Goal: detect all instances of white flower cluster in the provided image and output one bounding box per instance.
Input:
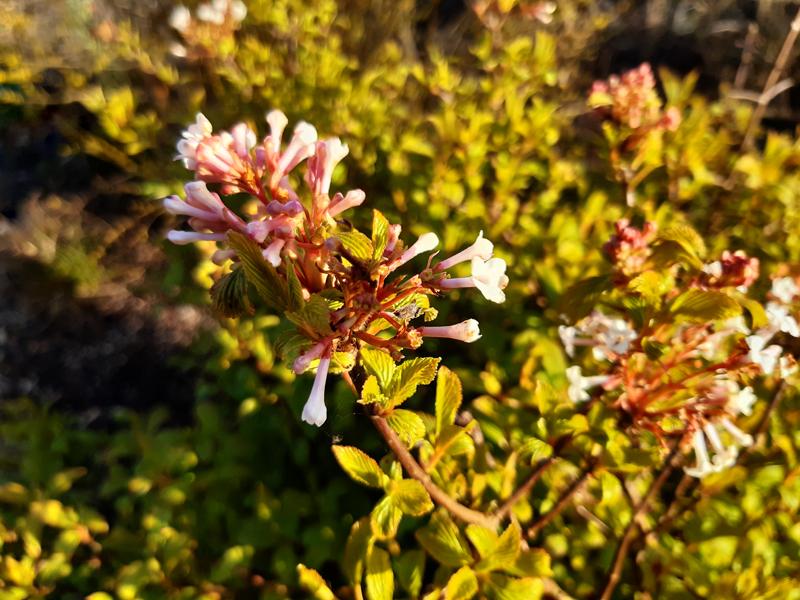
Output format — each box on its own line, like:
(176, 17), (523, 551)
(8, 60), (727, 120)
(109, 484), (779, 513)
(559, 311), (637, 361)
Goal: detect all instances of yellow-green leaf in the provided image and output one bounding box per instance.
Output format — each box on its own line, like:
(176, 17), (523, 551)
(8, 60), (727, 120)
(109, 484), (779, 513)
(436, 366), (462, 437)
(366, 547), (394, 600)
(390, 479), (434, 516)
(332, 446), (387, 488)
(445, 566), (479, 600)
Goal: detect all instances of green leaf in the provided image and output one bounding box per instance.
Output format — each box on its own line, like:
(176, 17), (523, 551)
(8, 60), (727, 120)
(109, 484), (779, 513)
(332, 446), (387, 488)
(360, 375), (389, 406)
(738, 296), (769, 330)
(337, 230), (374, 264)
(445, 566), (479, 600)
(285, 260), (305, 311)
(390, 479), (434, 516)
(372, 210), (390, 262)
(628, 271), (672, 305)
(286, 294), (333, 336)
(395, 550), (425, 598)
(388, 357), (441, 408)
(485, 574), (543, 600)
(415, 511), (472, 567)
(343, 518), (372, 588)
(371, 495), (403, 540)
(210, 267), (253, 318)
(518, 438), (553, 465)
(508, 549), (552, 578)
(227, 231), (291, 311)
(436, 366), (462, 437)
(366, 547), (394, 600)
(465, 524), (499, 558)
(297, 564), (336, 600)
(273, 330), (310, 362)
(657, 224), (706, 259)
(560, 275), (613, 321)
(476, 522), (521, 572)
(670, 289), (742, 323)
(386, 409), (426, 447)
(360, 348), (396, 390)
(642, 338), (668, 360)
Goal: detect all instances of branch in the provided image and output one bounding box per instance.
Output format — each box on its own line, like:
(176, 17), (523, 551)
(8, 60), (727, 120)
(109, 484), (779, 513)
(527, 460), (597, 539)
(598, 442), (682, 600)
(493, 435), (572, 521)
(741, 8), (800, 150)
(370, 414), (499, 529)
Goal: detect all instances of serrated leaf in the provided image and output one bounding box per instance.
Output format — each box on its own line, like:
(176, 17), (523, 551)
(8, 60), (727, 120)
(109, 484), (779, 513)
(445, 566), (479, 600)
(485, 574), (543, 600)
(657, 224), (706, 259)
(508, 549), (552, 578)
(388, 357), (440, 408)
(476, 523), (521, 572)
(372, 210), (390, 262)
(337, 230), (374, 264)
(273, 330), (310, 362)
(371, 495), (403, 540)
(436, 366), (462, 437)
(360, 348), (396, 390)
(332, 446), (387, 488)
(560, 275), (613, 320)
(285, 260), (305, 311)
(297, 564), (336, 600)
(670, 289), (742, 323)
(518, 438), (553, 465)
(366, 547), (394, 600)
(227, 231), (291, 311)
(395, 550), (425, 598)
(343, 518), (372, 588)
(387, 409), (426, 447)
(211, 267), (253, 318)
(360, 375), (389, 406)
(390, 479), (434, 516)
(415, 511), (471, 567)
(466, 525), (499, 558)
(286, 294), (333, 336)
(628, 271), (672, 305)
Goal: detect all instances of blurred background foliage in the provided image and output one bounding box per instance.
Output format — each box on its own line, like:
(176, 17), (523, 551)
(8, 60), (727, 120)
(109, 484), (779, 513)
(1, 0), (800, 598)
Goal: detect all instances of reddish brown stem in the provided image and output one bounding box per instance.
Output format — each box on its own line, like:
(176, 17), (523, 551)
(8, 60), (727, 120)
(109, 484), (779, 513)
(598, 442), (681, 600)
(527, 461), (597, 539)
(370, 414), (499, 529)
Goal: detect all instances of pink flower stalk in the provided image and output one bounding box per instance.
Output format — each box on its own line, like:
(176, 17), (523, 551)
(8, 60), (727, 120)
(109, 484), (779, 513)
(434, 231), (494, 271)
(306, 138), (349, 197)
(437, 257), (508, 303)
(328, 190), (366, 218)
(167, 231), (228, 245)
(392, 232), (439, 269)
(176, 113), (213, 169)
(418, 319), (481, 343)
(301, 355), (331, 427)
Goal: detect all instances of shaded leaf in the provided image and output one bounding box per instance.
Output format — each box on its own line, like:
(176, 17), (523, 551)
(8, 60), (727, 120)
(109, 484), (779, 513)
(210, 267), (253, 318)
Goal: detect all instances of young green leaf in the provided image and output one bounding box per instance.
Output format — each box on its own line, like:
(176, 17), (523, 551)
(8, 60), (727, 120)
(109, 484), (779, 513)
(337, 230), (374, 264)
(332, 446), (387, 488)
(475, 522), (521, 573)
(227, 231), (291, 311)
(435, 366), (462, 437)
(390, 479), (434, 516)
(395, 550), (425, 598)
(370, 495), (403, 540)
(372, 209), (390, 263)
(343, 518), (372, 589)
(388, 357), (440, 408)
(670, 289), (742, 323)
(366, 547), (394, 600)
(210, 267), (253, 318)
(386, 409), (426, 447)
(360, 347), (396, 390)
(297, 564), (336, 600)
(445, 566), (479, 600)
(285, 294), (333, 336)
(415, 511), (472, 567)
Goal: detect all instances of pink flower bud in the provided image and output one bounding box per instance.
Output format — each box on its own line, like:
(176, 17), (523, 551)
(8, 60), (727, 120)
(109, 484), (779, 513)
(328, 189), (365, 218)
(418, 319), (481, 343)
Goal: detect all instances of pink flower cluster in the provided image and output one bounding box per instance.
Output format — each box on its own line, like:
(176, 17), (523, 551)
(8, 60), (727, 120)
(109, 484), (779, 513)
(603, 219), (656, 276)
(164, 111), (509, 427)
(590, 63), (680, 132)
(701, 250), (760, 290)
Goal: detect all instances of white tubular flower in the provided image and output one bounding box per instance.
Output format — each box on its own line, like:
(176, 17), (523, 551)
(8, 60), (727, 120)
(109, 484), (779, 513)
(434, 231), (494, 271)
(301, 356), (331, 427)
(394, 232), (440, 268)
(746, 334), (782, 375)
(703, 422), (738, 471)
(418, 320), (481, 343)
(766, 302), (800, 337)
(470, 257), (509, 303)
(566, 366), (609, 403)
(169, 5), (192, 31)
(176, 113), (213, 169)
(263, 238), (286, 267)
(558, 325), (577, 357)
(727, 386), (756, 417)
(166, 231), (226, 244)
(328, 189), (366, 218)
(265, 110), (289, 155)
(598, 317), (637, 356)
(684, 428), (715, 478)
(771, 276), (799, 304)
(231, 123), (257, 159)
(719, 417), (753, 447)
(293, 341), (328, 374)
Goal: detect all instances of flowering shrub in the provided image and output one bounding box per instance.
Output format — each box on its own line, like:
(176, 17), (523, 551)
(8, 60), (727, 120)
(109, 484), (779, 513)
(3, 1), (800, 599)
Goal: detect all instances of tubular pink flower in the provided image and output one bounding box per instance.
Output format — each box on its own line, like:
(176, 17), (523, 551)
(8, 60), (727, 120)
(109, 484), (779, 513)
(418, 320), (481, 343)
(176, 113), (213, 169)
(231, 123), (257, 159)
(265, 110), (289, 156)
(328, 189), (365, 218)
(301, 355), (331, 427)
(438, 257), (508, 303)
(393, 232), (439, 269)
(163, 195), (218, 221)
(274, 122), (317, 183)
(266, 199), (304, 216)
(306, 138), (349, 197)
(263, 238), (286, 267)
(167, 231), (227, 245)
(434, 231), (494, 271)
(293, 341), (328, 374)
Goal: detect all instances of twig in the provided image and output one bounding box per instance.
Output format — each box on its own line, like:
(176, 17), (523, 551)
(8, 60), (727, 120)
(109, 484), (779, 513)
(734, 22), (759, 90)
(370, 414), (499, 529)
(492, 435), (572, 520)
(598, 442), (682, 600)
(741, 8), (800, 150)
(542, 577), (577, 600)
(527, 460), (597, 539)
